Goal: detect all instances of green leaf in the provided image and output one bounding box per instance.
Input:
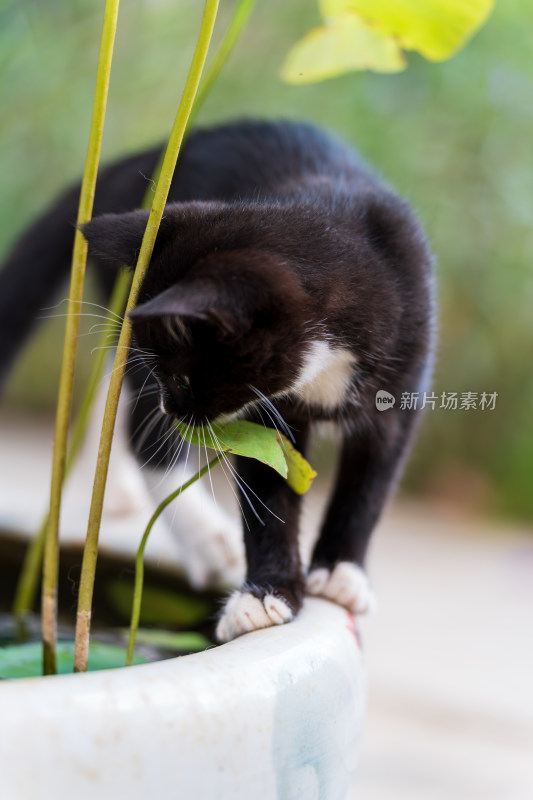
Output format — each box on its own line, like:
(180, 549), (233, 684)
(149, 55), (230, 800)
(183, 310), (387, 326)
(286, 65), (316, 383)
(123, 628), (211, 653)
(320, 0), (495, 61)
(0, 641), (146, 679)
(281, 13), (405, 84)
(176, 419), (316, 495)
(106, 580), (213, 627)
(176, 419), (288, 478)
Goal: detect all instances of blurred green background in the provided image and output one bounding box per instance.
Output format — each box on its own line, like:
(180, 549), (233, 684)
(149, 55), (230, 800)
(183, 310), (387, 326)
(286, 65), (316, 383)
(1, 0), (532, 520)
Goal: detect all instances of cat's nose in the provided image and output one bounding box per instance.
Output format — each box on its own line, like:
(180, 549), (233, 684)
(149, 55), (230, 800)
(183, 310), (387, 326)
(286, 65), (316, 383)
(159, 386), (189, 418)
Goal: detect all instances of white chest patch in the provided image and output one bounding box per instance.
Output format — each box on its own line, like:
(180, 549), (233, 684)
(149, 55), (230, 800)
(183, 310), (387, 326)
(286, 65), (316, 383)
(290, 339), (356, 411)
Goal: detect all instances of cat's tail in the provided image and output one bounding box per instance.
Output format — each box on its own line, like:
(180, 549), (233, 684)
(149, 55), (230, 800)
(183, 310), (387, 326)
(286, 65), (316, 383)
(0, 148), (161, 393)
(0, 183), (83, 391)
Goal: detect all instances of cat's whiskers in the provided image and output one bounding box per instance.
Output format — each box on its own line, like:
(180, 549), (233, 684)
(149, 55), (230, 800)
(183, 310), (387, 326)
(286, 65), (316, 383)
(132, 404), (160, 445)
(251, 403), (270, 432)
(171, 414), (194, 473)
(208, 421), (285, 526)
(110, 362), (146, 382)
(153, 413), (193, 490)
(211, 441), (265, 525)
(180, 426), (193, 495)
(201, 420), (219, 513)
(37, 312), (124, 329)
(131, 362), (158, 414)
(260, 398), (295, 442)
(252, 397), (281, 437)
(91, 344), (154, 356)
(135, 409), (170, 454)
(249, 386), (295, 443)
(249, 401), (291, 461)
(102, 355), (154, 382)
(149, 421), (190, 493)
(148, 433), (185, 494)
(129, 389), (161, 423)
(128, 385), (160, 404)
(76, 316), (123, 332)
(167, 424), (195, 532)
(205, 420), (250, 531)
(39, 297), (125, 322)
(257, 402), (294, 464)
(167, 430), (187, 474)
(137, 418), (177, 471)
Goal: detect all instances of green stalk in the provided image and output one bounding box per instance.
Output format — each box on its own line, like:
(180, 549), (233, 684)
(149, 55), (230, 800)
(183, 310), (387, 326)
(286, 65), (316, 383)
(67, 271), (132, 463)
(13, 517), (47, 634)
(125, 455), (223, 667)
(129, 0), (256, 227)
(73, 0), (220, 674)
(187, 0), (256, 129)
(41, 0), (120, 676)
(14, 0), (253, 634)
(12, 269), (131, 623)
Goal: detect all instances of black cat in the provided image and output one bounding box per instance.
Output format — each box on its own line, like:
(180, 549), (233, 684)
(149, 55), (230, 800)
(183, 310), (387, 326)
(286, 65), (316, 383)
(0, 120), (435, 640)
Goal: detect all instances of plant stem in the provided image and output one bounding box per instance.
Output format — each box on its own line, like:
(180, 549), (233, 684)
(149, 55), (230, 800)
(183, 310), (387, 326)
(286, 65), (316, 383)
(144, 0), (256, 194)
(14, 0), (252, 633)
(125, 455), (223, 667)
(68, 271), (133, 463)
(13, 516), (47, 631)
(187, 0), (256, 129)
(12, 269), (131, 624)
(73, 0), (220, 674)
(41, 0), (120, 676)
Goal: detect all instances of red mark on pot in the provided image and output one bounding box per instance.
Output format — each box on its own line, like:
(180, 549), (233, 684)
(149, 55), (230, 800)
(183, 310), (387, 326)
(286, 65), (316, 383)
(346, 612), (361, 649)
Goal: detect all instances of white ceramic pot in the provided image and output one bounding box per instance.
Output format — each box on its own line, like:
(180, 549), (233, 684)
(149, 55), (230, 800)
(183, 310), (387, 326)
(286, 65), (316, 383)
(0, 598), (365, 800)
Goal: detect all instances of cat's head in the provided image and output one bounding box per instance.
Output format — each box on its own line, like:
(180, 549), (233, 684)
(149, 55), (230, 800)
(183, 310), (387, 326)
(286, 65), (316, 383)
(82, 204), (310, 423)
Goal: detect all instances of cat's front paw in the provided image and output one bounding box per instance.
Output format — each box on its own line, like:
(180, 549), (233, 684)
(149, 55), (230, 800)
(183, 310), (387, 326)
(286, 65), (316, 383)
(182, 523), (244, 591)
(216, 589), (296, 643)
(306, 562), (375, 615)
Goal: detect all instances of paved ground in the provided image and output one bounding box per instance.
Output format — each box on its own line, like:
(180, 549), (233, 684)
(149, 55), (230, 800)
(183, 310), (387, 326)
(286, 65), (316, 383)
(1, 411), (532, 800)
(354, 506), (533, 800)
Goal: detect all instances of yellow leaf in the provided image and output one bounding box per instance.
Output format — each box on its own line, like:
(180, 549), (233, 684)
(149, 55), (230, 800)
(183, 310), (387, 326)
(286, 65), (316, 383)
(277, 433), (318, 495)
(281, 12), (405, 84)
(321, 0), (494, 61)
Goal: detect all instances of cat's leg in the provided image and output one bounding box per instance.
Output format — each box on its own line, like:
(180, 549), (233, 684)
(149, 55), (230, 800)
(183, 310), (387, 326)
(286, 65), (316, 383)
(216, 426), (309, 642)
(307, 415), (414, 615)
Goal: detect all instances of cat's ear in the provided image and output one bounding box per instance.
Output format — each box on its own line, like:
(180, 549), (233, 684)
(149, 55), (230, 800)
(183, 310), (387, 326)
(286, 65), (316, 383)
(80, 210), (170, 268)
(129, 283), (240, 338)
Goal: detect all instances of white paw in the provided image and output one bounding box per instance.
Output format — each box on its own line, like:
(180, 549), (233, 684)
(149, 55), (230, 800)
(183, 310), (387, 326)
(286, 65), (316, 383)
(182, 522), (245, 590)
(216, 591), (294, 642)
(306, 562), (375, 615)
(104, 457), (151, 517)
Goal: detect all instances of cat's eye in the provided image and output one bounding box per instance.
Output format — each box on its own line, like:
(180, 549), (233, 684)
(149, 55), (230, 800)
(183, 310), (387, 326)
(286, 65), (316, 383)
(172, 374), (190, 391)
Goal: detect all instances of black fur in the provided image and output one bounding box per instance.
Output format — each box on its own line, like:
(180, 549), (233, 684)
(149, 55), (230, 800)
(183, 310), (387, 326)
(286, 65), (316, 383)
(0, 119), (435, 622)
